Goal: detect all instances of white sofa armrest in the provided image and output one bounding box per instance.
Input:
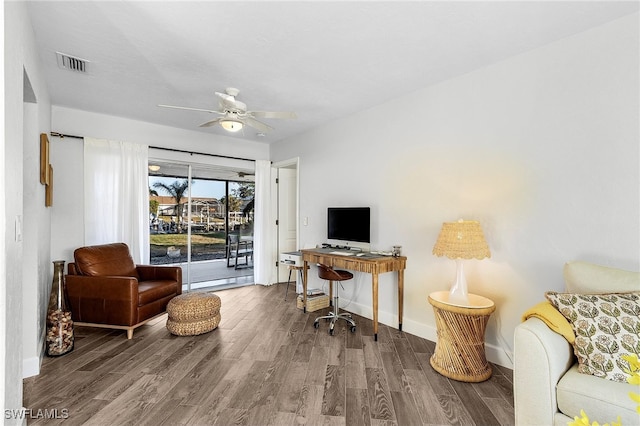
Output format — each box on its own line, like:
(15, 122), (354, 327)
(514, 317), (575, 426)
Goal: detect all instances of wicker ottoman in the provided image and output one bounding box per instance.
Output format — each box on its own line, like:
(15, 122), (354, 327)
(166, 292), (221, 336)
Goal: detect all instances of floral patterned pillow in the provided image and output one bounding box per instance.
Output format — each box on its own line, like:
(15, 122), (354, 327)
(545, 291), (640, 383)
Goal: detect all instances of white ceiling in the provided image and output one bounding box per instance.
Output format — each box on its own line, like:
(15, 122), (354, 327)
(26, 1), (639, 144)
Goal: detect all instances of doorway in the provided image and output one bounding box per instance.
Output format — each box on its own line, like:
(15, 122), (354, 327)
(274, 158), (300, 286)
(148, 159), (255, 291)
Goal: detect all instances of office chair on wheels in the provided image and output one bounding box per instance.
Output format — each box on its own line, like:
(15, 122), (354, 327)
(313, 264), (356, 335)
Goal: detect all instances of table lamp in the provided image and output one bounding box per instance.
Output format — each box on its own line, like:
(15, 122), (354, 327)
(432, 219), (491, 305)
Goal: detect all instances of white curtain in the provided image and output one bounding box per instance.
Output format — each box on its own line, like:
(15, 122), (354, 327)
(253, 160), (273, 285)
(84, 138), (150, 263)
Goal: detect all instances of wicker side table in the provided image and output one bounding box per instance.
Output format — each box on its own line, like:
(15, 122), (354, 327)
(428, 291), (495, 382)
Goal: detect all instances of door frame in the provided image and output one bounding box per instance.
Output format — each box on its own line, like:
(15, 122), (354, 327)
(147, 152), (255, 289)
(271, 157), (299, 284)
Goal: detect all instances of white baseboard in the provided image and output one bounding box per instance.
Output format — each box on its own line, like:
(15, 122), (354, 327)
(23, 329), (45, 378)
(23, 355), (41, 378)
(486, 343), (514, 370)
(345, 300), (514, 370)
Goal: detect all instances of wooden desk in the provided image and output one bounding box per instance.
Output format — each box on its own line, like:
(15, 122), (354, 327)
(301, 248), (407, 341)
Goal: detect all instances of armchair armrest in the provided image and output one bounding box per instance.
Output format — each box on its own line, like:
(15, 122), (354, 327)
(66, 275), (138, 300)
(137, 264), (182, 285)
(65, 275), (139, 325)
(514, 318), (575, 426)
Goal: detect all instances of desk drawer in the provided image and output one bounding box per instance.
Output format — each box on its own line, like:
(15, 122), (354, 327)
(280, 251), (303, 267)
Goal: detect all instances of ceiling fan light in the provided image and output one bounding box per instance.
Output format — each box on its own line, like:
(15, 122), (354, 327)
(220, 119), (243, 132)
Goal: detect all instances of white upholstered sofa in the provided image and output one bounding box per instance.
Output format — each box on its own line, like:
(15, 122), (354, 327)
(514, 261), (639, 426)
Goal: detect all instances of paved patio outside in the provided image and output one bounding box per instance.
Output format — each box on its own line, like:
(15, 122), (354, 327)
(167, 257), (254, 291)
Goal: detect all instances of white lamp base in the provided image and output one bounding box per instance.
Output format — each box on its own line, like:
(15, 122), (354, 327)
(448, 259), (470, 305)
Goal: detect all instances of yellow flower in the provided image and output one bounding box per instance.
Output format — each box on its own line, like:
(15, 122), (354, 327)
(568, 410), (594, 426)
(568, 410), (621, 426)
(630, 392), (640, 414)
(622, 354), (640, 368)
(622, 353), (640, 413)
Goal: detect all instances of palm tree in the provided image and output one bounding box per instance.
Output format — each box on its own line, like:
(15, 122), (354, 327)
(152, 180), (191, 232)
(149, 187), (159, 218)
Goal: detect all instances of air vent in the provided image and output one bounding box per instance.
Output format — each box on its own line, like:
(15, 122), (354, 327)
(56, 52), (90, 73)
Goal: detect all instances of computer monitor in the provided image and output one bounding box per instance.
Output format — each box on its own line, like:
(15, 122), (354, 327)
(327, 207), (370, 249)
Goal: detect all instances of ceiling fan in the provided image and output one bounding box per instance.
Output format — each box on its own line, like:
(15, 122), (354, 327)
(159, 88), (296, 133)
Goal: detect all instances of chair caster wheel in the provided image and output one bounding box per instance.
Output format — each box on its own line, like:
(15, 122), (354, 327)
(313, 321), (319, 329)
(329, 327), (335, 336)
(350, 326), (356, 333)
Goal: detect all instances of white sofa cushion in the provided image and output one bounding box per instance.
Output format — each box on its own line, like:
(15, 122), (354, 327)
(564, 261), (639, 293)
(557, 364), (638, 425)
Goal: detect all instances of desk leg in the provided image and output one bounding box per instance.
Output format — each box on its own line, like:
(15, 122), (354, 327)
(302, 260), (308, 313)
(285, 268), (293, 301)
(398, 269), (404, 332)
(372, 272), (379, 341)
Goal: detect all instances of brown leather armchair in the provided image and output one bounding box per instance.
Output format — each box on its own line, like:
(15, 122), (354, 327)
(65, 243), (182, 339)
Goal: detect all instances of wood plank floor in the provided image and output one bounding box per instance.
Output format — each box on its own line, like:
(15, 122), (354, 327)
(23, 284), (514, 425)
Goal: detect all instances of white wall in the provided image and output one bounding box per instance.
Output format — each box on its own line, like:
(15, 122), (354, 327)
(271, 13), (640, 368)
(1, 6), (5, 421)
(49, 106), (270, 262)
(3, 1), (53, 421)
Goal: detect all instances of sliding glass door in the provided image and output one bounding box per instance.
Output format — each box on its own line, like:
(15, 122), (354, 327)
(148, 159), (255, 291)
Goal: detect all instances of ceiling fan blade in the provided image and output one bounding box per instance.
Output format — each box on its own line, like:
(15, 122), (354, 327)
(163, 89), (293, 133)
(215, 91), (234, 102)
(199, 118), (224, 128)
(250, 111), (297, 119)
(215, 92), (247, 112)
(243, 116), (273, 133)
(158, 104), (222, 114)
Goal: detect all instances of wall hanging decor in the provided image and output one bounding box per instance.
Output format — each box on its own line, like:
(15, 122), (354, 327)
(40, 133), (49, 185)
(45, 164), (53, 207)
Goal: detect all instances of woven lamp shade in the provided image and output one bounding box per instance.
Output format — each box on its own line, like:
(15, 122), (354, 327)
(432, 220), (491, 260)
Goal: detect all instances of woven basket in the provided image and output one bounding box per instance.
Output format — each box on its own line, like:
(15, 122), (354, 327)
(297, 294), (329, 312)
(167, 313), (221, 336)
(166, 292), (221, 336)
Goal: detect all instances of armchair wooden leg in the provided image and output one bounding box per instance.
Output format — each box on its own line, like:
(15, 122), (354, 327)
(74, 313), (167, 340)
